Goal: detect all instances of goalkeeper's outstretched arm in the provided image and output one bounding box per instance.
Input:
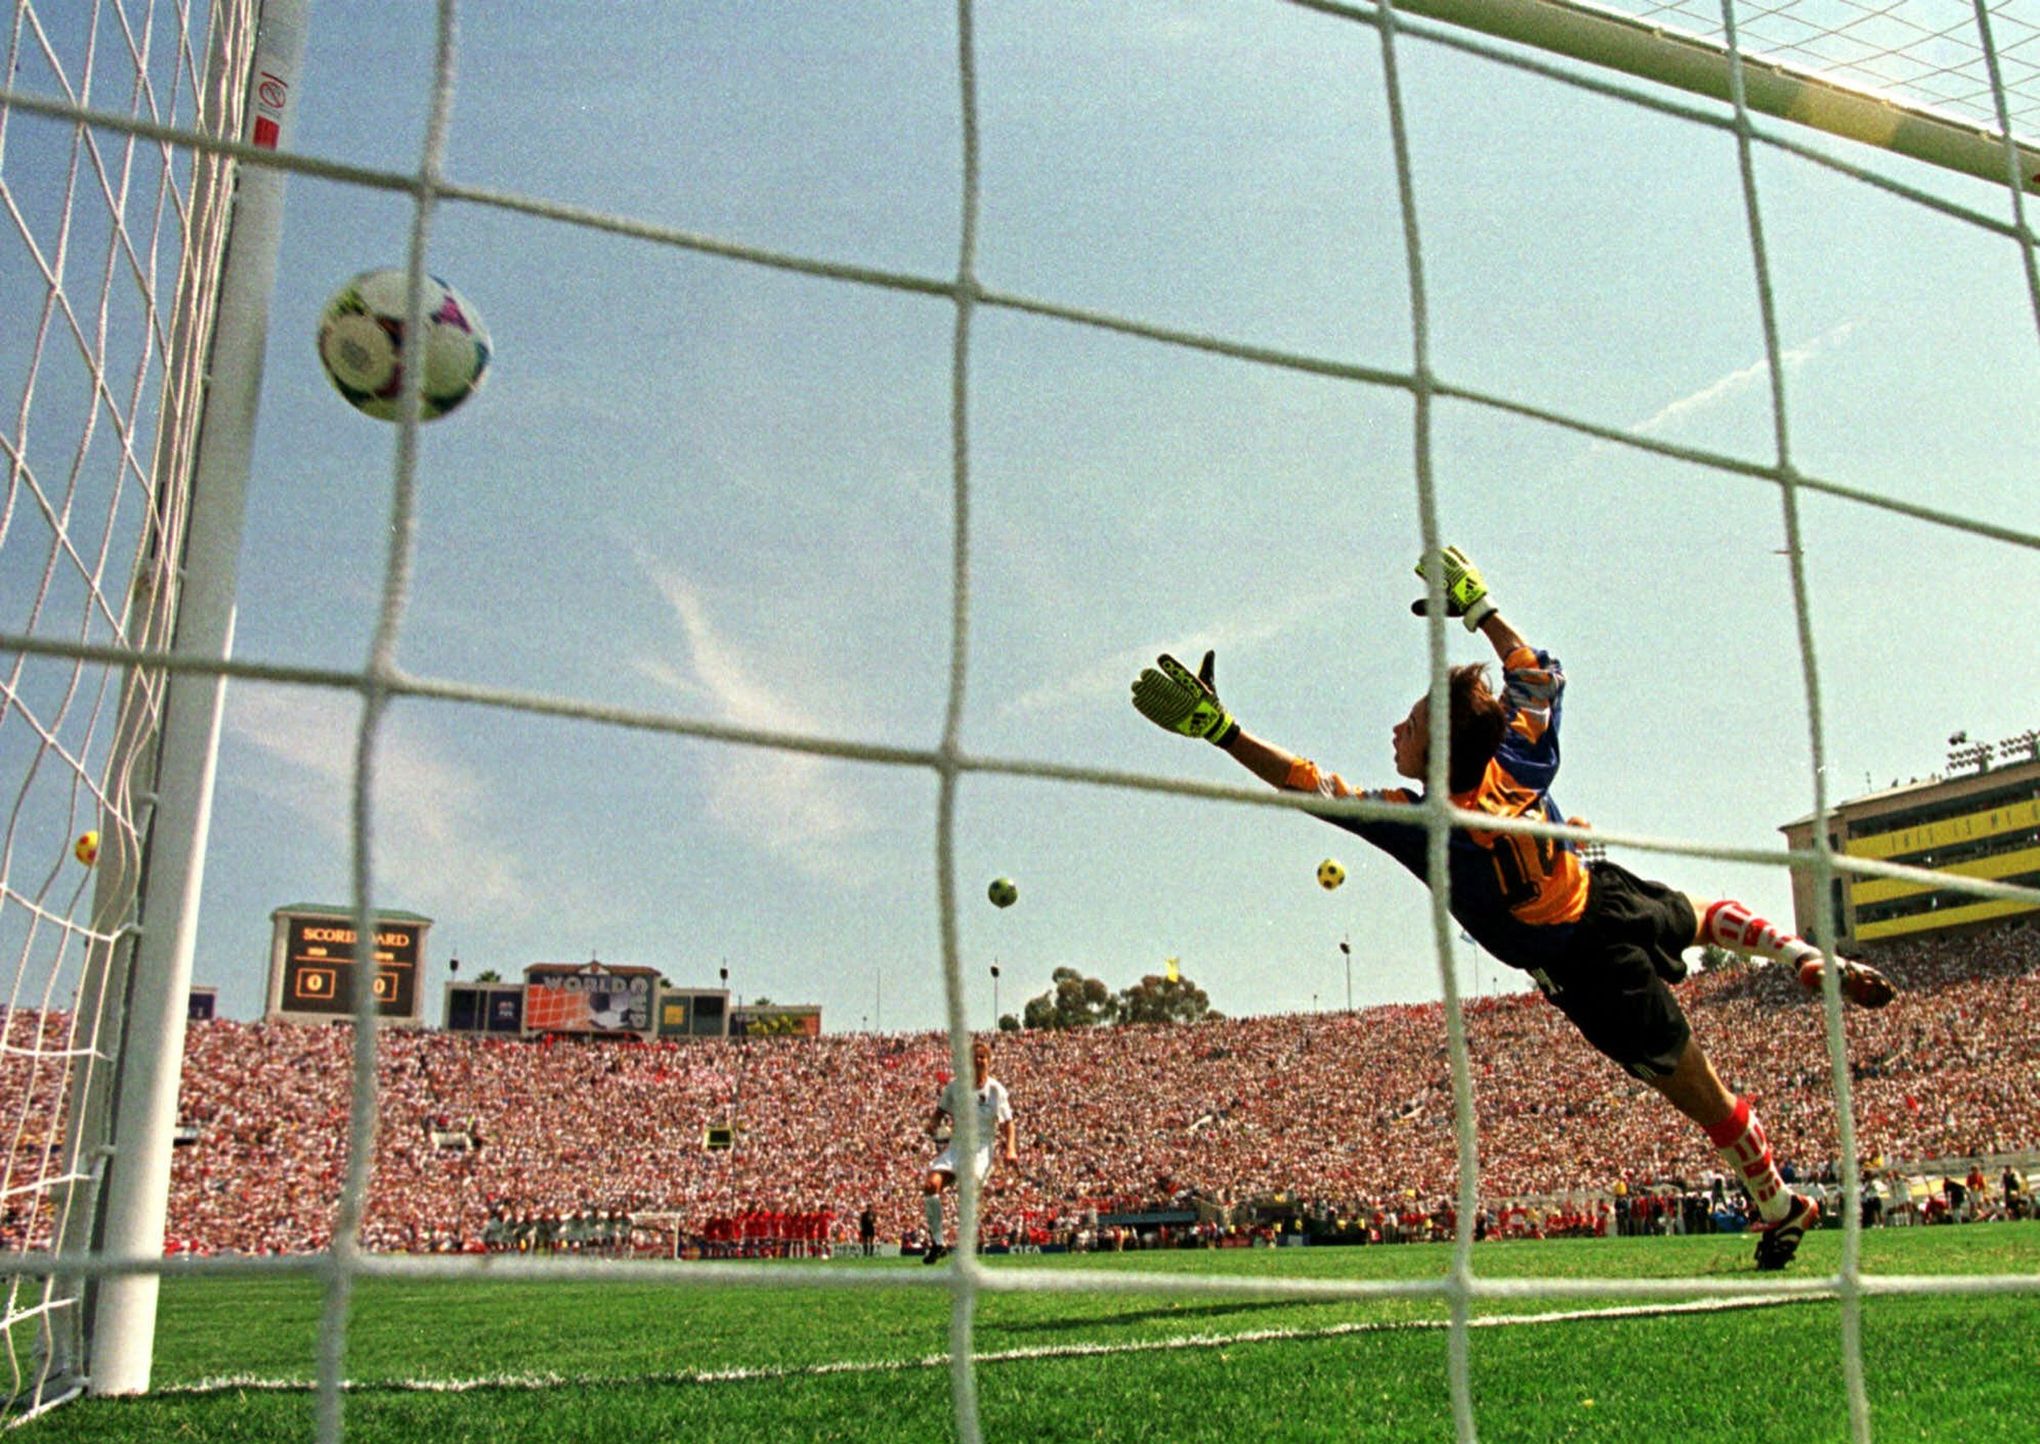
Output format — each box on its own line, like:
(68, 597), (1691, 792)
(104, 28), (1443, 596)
(1221, 727), (1306, 790)
(1128, 648), (1304, 790)
(1131, 546), (1523, 791)
(1475, 609), (1529, 663)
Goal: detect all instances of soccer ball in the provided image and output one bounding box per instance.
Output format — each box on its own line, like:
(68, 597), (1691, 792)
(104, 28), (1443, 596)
(316, 268), (490, 421)
(1317, 858), (1346, 891)
(74, 831), (99, 867)
(987, 877), (1019, 908)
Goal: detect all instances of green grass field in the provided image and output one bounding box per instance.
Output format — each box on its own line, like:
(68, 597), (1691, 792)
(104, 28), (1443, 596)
(26, 1223), (2040, 1441)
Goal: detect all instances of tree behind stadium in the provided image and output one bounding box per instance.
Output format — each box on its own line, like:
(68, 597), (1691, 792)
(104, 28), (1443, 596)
(1021, 968), (1120, 1030)
(1118, 973), (1218, 1026)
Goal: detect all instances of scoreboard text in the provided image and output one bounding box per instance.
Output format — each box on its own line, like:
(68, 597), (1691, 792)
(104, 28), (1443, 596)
(281, 916), (421, 1018)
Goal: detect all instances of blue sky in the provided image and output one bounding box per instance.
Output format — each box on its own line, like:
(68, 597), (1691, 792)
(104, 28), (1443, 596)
(10, 2), (2038, 1032)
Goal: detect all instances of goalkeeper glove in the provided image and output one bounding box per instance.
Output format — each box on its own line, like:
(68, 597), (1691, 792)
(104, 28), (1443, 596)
(1410, 545), (1496, 631)
(1130, 650), (1240, 748)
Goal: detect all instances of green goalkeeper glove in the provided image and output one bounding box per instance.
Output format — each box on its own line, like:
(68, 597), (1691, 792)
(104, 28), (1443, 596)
(1410, 545), (1496, 632)
(1130, 650), (1240, 748)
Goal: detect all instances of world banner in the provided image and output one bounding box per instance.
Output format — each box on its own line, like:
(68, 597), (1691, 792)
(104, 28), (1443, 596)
(522, 963), (657, 1037)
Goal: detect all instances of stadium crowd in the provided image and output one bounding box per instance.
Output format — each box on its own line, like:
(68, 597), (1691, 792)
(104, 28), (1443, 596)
(3, 921), (2035, 1256)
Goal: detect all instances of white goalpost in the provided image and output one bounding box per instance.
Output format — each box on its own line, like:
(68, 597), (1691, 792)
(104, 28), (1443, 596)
(0, 0), (2037, 1439)
(72, 0), (307, 1402)
(1376, 0), (2040, 190)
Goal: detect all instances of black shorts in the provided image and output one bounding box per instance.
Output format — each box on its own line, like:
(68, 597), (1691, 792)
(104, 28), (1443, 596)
(1535, 861), (1698, 1082)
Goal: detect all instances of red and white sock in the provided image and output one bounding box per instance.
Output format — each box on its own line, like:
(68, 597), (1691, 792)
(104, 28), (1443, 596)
(1702, 900), (1822, 982)
(1704, 1095), (1792, 1224)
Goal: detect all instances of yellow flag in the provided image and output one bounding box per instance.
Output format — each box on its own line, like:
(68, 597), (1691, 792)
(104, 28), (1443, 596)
(1164, 956), (1180, 983)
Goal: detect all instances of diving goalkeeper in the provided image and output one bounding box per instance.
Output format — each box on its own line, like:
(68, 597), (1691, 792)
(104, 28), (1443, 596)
(1130, 546), (1895, 1272)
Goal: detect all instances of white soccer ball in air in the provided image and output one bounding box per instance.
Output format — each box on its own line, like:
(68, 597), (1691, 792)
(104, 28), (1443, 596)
(987, 876), (1018, 908)
(316, 267), (490, 421)
(1317, 858), (1346, 891)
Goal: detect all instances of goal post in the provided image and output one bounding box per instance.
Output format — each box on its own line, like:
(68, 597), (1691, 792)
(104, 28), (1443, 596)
(1371, 0), (2040, 191)
(82, 0), (307, 1399)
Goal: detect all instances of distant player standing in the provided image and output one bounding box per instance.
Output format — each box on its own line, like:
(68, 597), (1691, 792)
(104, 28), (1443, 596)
(921, 1039), (1017, 1264)
(1131, 546), (1894, 1271)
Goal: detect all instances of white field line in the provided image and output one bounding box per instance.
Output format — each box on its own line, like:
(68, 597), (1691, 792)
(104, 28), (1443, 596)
(157, 1291), (1834, 1396)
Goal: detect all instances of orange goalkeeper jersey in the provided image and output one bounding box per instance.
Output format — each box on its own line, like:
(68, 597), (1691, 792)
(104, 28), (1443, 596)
(1284, 644), (1592, 972)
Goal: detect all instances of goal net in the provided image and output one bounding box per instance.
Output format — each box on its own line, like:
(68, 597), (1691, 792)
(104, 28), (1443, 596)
(2, 1), (2037, 1440)
(1389, 0), (2040, 188)
(0, 0), (280, 1416)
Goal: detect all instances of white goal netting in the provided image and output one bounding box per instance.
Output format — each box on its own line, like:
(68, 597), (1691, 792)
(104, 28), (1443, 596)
(0, 0), (261, 1416)
(2, 1), (2038, 1441)
(1618, 0), (2040, 132)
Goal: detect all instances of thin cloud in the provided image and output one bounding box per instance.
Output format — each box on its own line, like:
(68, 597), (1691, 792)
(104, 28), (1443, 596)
(226, 687), (536, 921)
(1617, 320), (1858, 441)
(1007, 583), (1363, 717)
(631, 551), (876, 872)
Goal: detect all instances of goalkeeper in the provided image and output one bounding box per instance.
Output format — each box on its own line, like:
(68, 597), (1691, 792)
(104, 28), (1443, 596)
(1130, 546), (1894, 1272)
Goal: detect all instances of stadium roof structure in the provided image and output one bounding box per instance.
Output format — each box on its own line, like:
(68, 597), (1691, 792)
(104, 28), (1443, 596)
(1778, 752), (2040, 947)
(269, 902), (434, 923)
(1780, 732), (2040, 831)
(1779, 776), (1946, 832)
(523, 959), (657, 974)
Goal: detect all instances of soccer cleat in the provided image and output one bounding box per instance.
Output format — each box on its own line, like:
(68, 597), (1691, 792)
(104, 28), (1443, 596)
(921, 1244), (947, 1266)
(1753, 1193), (1818, 1271)
(1796, 956), (1896, 1009)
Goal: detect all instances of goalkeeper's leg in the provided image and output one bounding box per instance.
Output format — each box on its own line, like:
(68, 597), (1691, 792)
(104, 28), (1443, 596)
(1537, 941), (1806, 1263)
(1645, 1037), (1810, 1267)
(1691, 897), (1895, 1007)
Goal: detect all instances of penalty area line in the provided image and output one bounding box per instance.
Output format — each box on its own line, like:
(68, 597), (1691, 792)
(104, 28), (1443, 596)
(157, 1291), (1834, 1397)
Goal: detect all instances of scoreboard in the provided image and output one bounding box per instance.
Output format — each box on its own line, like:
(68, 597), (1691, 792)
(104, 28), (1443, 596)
(266, 905), (429, 1024)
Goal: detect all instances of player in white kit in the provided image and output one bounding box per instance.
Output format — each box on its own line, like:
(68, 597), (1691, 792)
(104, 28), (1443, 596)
(921, 1038), (1017, 1264)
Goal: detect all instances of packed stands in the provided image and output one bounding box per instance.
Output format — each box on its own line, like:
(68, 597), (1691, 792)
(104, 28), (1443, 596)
(6, 920), (2035, 1256)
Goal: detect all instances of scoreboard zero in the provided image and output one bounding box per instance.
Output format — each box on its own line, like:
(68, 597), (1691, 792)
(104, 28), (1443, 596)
(268, 907), (428, 1023)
